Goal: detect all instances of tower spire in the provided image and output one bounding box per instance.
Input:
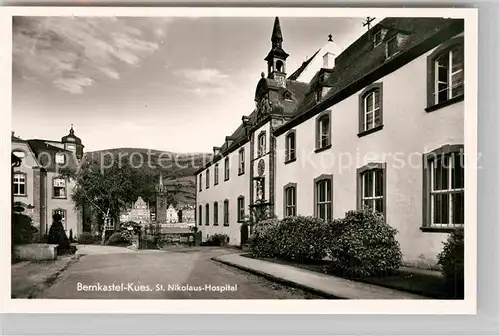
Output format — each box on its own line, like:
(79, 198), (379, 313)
(271, 17), (283, 48)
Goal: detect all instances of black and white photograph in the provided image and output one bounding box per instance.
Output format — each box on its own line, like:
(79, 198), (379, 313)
(3, 7), (477, 314)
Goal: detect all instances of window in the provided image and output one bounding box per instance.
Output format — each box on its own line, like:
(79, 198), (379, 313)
(12, 150), (26, 160)
(357, 163), (386, 217)
(198, 174), (202, 192)
(206, 169), (210, 189)
(238, 148), (245, 175)
(53, 178), (66, 199)
(198, 205), (202, 226)
(66, 144), (76, 151)
(213, 202), (219, 226)
(283, 183), (297, 217)
(315, 111), (331, 151)
(426, 37), (464, 111)
(214, 163), (219, 185)
(223, 200), (229, 226)
(386, 36), (398, 58)
(13, 172), (26, 196)
(237, 196), (245, 222)
(53, 209), (67, 229)
(285, 130), (296, 162)
(205, 204), (210, 226)
(358, 83), (383, 136)
(224, 157), (230, 181)
(258, 132), (266, 157)
(55, 153), (66, 164)
(423, 145), (464, 230)
(373, 30), (382, 47)
(314, 175), (333, 221)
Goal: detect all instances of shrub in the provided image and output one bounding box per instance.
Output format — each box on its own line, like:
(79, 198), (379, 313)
(77, 232), (98, 244)
(274, 216), (329, 262)
(203, 233), (230, 246)
(327, 208), (402, 278)
(437, 228), (464, 299)
(250, 218), (280, 258)
(106, 231), (130, 246)
(12, 213), (38, 245)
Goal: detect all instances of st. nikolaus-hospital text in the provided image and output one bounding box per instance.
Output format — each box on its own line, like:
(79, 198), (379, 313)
(77, 282), (238, 293)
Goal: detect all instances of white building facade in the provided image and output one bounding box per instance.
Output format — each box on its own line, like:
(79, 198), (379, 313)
(196, 17), (465, 267)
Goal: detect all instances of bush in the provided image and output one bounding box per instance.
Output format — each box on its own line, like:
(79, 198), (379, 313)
(77, 232), (98, 244)
(250, 218), (281, 258)
(437, 229), (464, 299)
(274, 216), (329, 262)
(203, 233), (230, 246)
(12, 213), (38, 245)
(327, 209), (402, 278)
(106, 231), (130, 246)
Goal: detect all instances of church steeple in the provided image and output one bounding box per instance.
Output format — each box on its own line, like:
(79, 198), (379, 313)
(271, 17), (283, 49)
(265, 17), (289, 87)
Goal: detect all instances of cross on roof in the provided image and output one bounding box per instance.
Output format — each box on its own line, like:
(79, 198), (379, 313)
(363, 17), (376, 31)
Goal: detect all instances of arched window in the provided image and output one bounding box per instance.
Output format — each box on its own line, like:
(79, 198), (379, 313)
(315, 111), (331, 151)
(426, 37), (464, 111)
(205, 204), (210, 226)
(314, 174), (333, 221)
(358, 83), (384, 136)
(276, 60), (284, 72)
(198, 205), (202, 226)
(258, 131), (266, 157)
(285, 130), (296, 162)
(213, 202), (219, 226)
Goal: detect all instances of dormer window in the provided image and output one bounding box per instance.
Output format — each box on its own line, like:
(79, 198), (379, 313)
(386, 36), (399, 58)
(283, 91), (293, 101)
(373, 30), (383, 48)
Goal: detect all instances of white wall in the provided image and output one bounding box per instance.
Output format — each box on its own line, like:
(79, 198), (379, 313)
(275, 41), (464, 266)
(196, 141), (251, 245)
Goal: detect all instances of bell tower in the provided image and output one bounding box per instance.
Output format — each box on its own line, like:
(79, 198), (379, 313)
(264, 17), (289, 88)
(155, 171), (168, 224)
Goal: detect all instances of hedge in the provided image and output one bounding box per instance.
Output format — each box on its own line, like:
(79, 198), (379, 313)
(326, 209), (402, 278)
(437, 228), (464, 299)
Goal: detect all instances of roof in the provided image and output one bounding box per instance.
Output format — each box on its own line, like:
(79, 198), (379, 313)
(61, 125), (82, 145)
(288, 48), (320, 80)
(275, 17), (464, 135)
(27, 139), (78, 173)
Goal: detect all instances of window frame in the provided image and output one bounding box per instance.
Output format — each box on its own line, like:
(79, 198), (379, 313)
(205, 203), (210, 226)
(198, 174), (202, 192)
(206, 168), (210, 189)
(386, 36), (399, 58)
(52, 177), (67, 199)
(198, 205), (203, 226)
(285, 130), (296, 163)
(214, 163), (219, 185)
(373, 30), (383, 48)
(13, 171), (27, 197)
(55, 152), (66, 165)
(426, 36), (465, 112)
(213, 202), (219, 226)
(313, 174), (333, 221)
(237, 196), (245, 223)
(358, 82), (384, 137)
(314, 110), (332, 153)
(422, 144), (465, 232)
(356, 162), (387, 218)
(223, 199), (229, 226)
(238, 148), (245, 176)
(283, 182), (297, 217)
(224, 157), (230, 181)
(257, 131), (266, 157)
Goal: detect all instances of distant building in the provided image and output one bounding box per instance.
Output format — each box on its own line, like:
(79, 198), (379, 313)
(127, 196), (150, 225)
(178, 204), (195, 224)
(165, 204), (179, 223)
(12, 126), (84, 239)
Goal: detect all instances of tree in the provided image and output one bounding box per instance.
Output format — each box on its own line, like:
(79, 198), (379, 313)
(60, 158), (151, 239)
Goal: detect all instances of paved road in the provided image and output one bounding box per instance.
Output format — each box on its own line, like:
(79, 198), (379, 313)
(40, 247), (322, 299)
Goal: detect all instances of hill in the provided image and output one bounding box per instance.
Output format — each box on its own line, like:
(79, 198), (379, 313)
(85, 148), (211, 205)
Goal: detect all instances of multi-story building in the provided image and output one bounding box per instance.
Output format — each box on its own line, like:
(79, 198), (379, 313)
(12, 126), (85, 239)
(196, 17), (465, 267)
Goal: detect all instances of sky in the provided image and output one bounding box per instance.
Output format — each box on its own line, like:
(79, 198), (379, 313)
(12, 16), (380, 153)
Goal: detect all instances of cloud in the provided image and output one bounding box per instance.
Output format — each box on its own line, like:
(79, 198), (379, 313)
(13, 17), (170, 94)
(174, 67), (231, 96)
